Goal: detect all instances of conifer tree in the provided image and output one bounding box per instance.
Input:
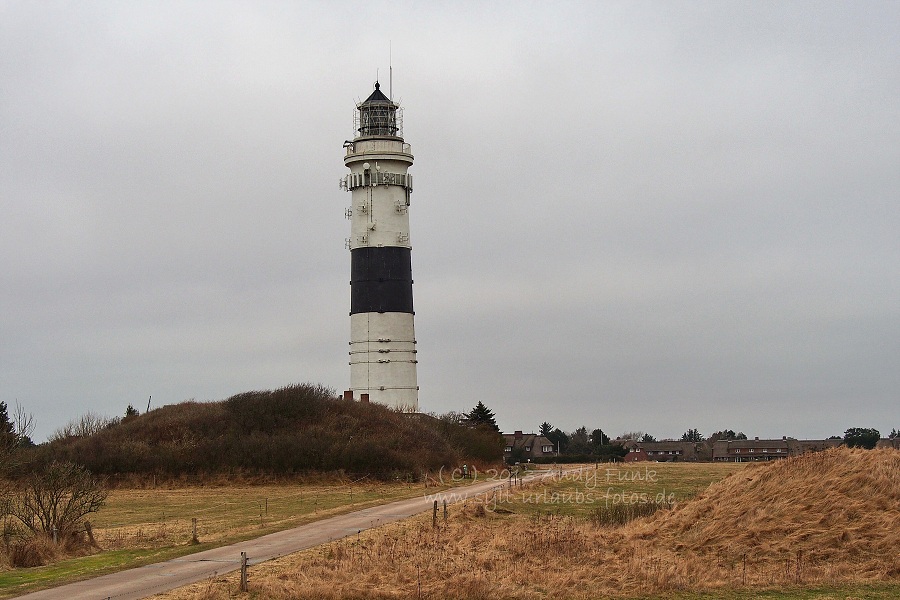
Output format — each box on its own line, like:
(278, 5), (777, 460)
(0, 401), (16, 450)
(464, 401), (499, 432)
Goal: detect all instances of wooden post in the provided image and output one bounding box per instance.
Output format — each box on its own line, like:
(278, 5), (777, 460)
(84, 521), (99, 548)
(191, 518), (199, 544)
(52, 527), (58, 545)
(432, 500), (438, 528)
(443, 499), (448, 523)
(240, 552), (249, 592)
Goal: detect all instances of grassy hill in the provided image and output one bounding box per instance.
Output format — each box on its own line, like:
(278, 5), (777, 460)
(168, 447), (900, 599)
(21, 384), (503, 479)
(634, 446), (900, 574)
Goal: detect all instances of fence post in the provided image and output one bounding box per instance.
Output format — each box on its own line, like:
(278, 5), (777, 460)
(52, 527), (58, 545)
(191, 518), (199, 544)
(240, 552), (249, 592)
(443, 499), (448, 523)
(84, 520), (99, 548)
(432, 500), (438, 528)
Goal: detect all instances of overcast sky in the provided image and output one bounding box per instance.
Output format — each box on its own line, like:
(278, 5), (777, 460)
(2, 1), (898, 443)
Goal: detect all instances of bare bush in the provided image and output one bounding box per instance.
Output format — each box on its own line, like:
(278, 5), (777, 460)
(9, 461), (108, 538)
(50, 412), (118, 441)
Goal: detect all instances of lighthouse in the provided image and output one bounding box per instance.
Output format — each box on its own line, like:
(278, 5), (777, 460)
(341, 82), (418, 411)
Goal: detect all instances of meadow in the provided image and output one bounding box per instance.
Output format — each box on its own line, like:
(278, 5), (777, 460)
(0, 476), (461, 598)
(154, 449), (900, 600)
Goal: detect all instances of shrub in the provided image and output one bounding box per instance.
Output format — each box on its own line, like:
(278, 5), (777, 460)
(8, 535), (59, 568)
(9, 461), (108, 537)
(20, 384), (504, 479)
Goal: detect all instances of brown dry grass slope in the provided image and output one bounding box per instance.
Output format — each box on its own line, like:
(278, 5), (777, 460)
(630, 446), (900, 583)
(156, 447), (900, 599)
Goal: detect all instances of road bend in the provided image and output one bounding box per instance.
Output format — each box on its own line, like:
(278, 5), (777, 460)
(15, 467), (580, 600)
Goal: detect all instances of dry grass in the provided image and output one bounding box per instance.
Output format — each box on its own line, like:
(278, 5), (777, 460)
(92, 480), (426, 550)
(154, 448), (900, 599)
(0, 477), (456, 597)
(631, 447), (900, 582)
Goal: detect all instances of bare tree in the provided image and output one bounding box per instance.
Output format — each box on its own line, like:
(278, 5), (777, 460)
(12, 402), (35, 446)
(436, 411), (466, 425)
(50, 412), (118, 441)
(9, 462), (108, 537)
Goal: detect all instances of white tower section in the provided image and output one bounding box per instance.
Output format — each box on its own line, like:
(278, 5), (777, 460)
(340, 82), (418, 411)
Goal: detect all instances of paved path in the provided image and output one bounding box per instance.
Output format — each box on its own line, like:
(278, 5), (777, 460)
(15, 468), (570, 600)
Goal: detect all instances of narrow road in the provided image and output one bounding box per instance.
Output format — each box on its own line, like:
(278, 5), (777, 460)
(15, 468), (569, 600)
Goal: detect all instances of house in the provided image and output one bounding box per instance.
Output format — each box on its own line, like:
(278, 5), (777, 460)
(624, 447), (648, 462)
(712, 437), (843, 462)
(876, 438), (900, 450)
(712, 438), (789, 462)
(630, 441), (703, 462)
(791, 438), (843, 454)
(502, 431), (556, 462)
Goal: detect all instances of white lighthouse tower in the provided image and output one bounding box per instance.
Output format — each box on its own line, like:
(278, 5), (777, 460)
(340, 82), (418, 411)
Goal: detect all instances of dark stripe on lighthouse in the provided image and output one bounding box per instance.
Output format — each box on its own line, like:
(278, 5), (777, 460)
(350, 247), (414, 314)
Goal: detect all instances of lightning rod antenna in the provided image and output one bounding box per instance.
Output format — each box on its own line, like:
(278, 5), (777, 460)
(389, 41), (393, 101)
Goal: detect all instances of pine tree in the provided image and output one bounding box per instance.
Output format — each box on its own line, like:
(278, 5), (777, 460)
(0, 401), (12, 434)
(591, 428), (610, 446)
(539, 421), (553, 437)
(681, 428), (704, 442)
(0, 401), (15, 449)
(464, 401), (499, 432)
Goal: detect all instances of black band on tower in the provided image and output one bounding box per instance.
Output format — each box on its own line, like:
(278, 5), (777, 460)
(350, 247), (414, 314)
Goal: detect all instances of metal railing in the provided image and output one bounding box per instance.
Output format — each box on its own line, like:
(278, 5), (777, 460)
(345, 139), (412, 158)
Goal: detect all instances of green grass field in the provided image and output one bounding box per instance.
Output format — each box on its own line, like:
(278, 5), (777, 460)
(94, 480), (423, 546)
(500, 461), (748, 519)
(0, 477), (462, 598)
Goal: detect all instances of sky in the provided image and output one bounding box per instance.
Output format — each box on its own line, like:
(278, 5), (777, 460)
(2, 1), (898, 443)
